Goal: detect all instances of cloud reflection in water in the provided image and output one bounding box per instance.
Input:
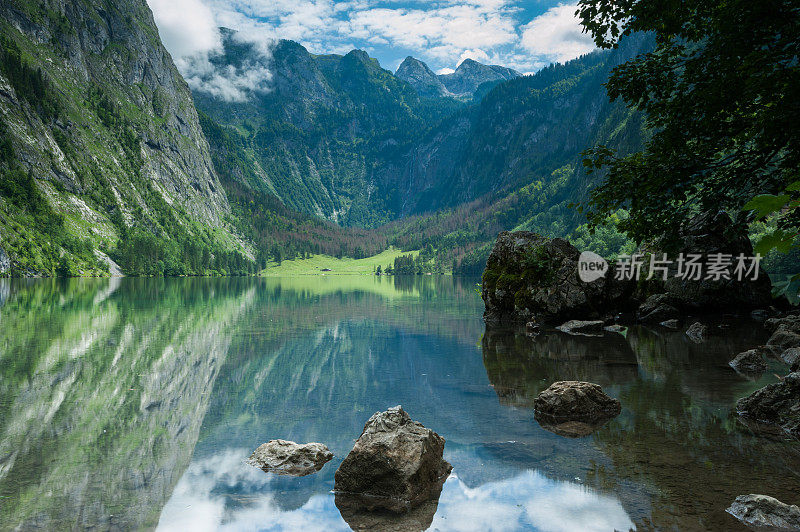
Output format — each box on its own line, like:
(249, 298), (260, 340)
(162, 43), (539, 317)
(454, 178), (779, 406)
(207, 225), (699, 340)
(157, 449), (633, 532)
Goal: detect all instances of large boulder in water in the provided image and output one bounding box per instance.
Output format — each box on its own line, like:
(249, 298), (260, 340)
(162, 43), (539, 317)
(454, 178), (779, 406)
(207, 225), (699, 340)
(246, 440), (333, 477)
(736, 372), (800, 439)
(645, 211), (772, 312)
(726, 494), (800, 531)
(481, 231), (634, 325)
(534, 381), (621, 437)
(334, 406), (452, 513)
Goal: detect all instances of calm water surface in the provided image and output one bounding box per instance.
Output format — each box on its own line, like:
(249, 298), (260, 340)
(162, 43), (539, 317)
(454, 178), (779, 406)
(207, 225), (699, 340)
(0, 276), (798, 531)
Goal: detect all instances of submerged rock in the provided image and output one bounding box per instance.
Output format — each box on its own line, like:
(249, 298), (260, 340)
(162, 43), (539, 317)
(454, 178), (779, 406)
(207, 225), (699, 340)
(334, 406), (452, 513)
(737, 372), (800, 439)
(556, 320), (604, 335)
(534, 381), (621, 434)
(730, 349), (768, 375)
(481, 231), (634, 325)
(246, 440), (333, 477)
(726, 494), (800, 531)
(685, 322), (709, 343)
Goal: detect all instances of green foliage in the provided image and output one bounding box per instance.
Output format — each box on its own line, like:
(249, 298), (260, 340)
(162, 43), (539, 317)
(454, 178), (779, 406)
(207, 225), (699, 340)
(579, 0), (800, 249)
(569, 210), (635, 260)
(0, 37), (60, 120)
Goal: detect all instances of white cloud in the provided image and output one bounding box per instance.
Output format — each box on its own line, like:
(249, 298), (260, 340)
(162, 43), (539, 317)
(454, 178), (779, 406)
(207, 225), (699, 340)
(458, 48), (491, 65)
(146, 0), (600, 99)
(148, 0), (275, 102)
(158, 452), (634, 532)
(520, 3), (596, 63)
(437, 67), (456, 75)
(148, 0), (222, 59)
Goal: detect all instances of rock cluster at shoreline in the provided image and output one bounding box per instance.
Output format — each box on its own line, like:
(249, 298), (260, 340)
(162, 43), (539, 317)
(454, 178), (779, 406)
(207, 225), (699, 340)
(481, 212), (773, 328)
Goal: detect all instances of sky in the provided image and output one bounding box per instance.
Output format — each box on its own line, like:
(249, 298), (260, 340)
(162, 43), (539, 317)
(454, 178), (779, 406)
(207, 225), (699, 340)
(146, 0), (598, 101)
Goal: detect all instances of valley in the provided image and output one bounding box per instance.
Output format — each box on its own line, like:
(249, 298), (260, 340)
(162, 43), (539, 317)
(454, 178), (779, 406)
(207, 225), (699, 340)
(0, 0), (650, 278)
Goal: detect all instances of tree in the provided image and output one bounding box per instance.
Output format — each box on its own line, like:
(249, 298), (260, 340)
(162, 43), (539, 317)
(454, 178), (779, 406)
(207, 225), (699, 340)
(578, 0), (800, 248)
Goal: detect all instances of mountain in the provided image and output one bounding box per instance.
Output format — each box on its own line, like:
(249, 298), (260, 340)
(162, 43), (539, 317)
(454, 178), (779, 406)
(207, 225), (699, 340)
(0, 0), (251, 276)
(395, 56), (450, 99)
(438, 59), (521, 98)
(194, 34), (463, 227)
(395, 56), (521, 100)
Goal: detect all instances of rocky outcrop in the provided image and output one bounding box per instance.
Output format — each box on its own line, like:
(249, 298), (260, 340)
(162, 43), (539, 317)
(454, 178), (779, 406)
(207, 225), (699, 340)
(534, 381), (621, 437)
(438, 58), (520, 98)
(334, 406), (452, 513)
(643, 212), (773, 313)
(481, 231), (634, 325)
(686, 322), (709, 343)
(246, 440), (333, 477)
(730, 349), (768, 375)
(737, 372), (800, 439)
(727, 494), (800, 531)
(395, 57), (451, 99)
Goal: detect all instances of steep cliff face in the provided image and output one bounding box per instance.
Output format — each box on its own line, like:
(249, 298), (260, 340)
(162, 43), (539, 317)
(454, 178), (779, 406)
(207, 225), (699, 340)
(0, 0), (238, 275)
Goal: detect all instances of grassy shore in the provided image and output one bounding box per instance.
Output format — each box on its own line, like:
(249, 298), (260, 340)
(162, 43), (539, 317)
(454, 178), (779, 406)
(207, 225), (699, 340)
(261, 247), (419, 276)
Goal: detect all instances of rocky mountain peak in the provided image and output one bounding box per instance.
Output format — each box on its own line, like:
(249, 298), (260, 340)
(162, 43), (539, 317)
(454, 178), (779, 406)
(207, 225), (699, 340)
(395, 56), (450, 98)
(440, 58), (521, 98)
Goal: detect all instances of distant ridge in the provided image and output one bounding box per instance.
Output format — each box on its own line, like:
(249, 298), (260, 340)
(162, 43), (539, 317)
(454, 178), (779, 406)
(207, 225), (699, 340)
(396, 56), (521, 99)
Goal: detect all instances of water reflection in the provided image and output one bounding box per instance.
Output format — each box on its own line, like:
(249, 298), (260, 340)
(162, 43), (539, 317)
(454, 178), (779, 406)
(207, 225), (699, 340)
(1, 277), (798, 531)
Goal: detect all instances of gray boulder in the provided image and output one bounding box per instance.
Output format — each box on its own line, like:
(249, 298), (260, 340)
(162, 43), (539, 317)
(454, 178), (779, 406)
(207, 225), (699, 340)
(534, 381), (621, 437)
(556, 320), (604, 335)
(737, 372), (800, 439)
(727, 494), (800, 531)
(636, 294), (680, 324)
(481, 231), (633, 325)
(650, 212), (773, 311)
(730, 349), (768, 375)
(246, 440), (333, 477)
(766, 315), (800, 351)
(782, 348), (800, 372)
(685, 322), (709, 343)
(334, 406), (452, 513)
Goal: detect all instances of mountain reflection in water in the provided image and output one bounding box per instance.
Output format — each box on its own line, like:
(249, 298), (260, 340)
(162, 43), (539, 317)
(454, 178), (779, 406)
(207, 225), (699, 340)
(0, 276), (798, 531)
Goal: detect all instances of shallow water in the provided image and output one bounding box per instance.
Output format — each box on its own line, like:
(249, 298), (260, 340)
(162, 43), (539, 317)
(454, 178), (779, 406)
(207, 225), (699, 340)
(0, 276), (798, 531)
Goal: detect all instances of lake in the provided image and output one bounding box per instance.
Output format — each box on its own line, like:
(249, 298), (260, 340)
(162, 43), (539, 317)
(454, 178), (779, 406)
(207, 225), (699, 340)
(1, 276), (798, 531)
